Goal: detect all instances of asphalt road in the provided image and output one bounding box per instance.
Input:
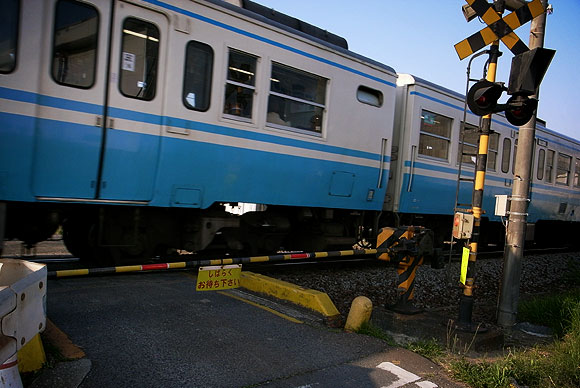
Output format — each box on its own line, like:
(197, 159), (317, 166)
(42, 270), (462, 387)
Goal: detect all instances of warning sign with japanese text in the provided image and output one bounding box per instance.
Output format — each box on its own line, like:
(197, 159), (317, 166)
(196, 265), (242, 291)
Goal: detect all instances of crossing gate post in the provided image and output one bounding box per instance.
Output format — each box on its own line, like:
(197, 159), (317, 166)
(376, 226), (432, 314)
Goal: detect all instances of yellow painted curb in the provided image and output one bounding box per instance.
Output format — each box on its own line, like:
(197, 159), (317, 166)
(43, 319), (85, 360)
(240, 272), (341, 320)
(18, 333), (46, 373)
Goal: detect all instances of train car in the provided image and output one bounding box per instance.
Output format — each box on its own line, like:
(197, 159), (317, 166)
(0, 0), (396, 262)
(1, 0), (578, 264)
(386, 74), (580, 246)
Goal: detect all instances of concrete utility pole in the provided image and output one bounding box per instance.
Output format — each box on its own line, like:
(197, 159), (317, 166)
(497, 0), (549, 327)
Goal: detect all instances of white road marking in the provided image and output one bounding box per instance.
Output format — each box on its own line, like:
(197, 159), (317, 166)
(377, 362), (438, 388)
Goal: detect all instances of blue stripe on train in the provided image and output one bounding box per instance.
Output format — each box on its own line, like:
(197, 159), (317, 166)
(0, 112), (389, 210)
(1, 87), (389, 164)
(398, 171), (579, 222)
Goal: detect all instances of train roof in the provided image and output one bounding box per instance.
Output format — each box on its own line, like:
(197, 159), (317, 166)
(397, 73), (466, 101)
(206, 0), (396, 75)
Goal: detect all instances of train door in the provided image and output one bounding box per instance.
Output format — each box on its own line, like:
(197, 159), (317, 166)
(97, 1), (167, 201)
(32, 0), (111, 199)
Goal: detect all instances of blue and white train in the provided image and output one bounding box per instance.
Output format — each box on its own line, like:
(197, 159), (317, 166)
(1, 0), (578, 263)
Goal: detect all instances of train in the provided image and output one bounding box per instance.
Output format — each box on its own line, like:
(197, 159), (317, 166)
(1, 0), (579, 264)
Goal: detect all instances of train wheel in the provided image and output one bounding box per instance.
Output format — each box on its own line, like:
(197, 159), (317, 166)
(62, 217), (95, 261)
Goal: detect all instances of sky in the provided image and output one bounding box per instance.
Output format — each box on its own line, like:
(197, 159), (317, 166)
(255, 0), (579, 141)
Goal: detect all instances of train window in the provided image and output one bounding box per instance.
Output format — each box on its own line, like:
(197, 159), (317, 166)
(0, 0), (19, 73)
(51, 0), (98, 88)
(419, 111), (451, 160)
(575, 158), (580, 188)
(556, 153), (572, 186)
(487, 132), (499, 171)
(183, 41), (213, 112)
(537, 149), (545, 181)
(119, 18), (159, 101)
(267, 63), (327, 134)
(545, 149), (555, 183)
(458, 123), (478, 166)
(357, 86), (383, 107)
(501, 138), (511, 173)
(223, 49), (257, 119)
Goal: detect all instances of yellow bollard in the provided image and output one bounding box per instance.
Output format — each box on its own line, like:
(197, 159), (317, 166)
(344, 296), (372, 332)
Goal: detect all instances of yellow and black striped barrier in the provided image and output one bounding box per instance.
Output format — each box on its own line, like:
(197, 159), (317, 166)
(48, 248), (382, 279)
(376, 226), (433, 314)
(455, 0), (545, 60)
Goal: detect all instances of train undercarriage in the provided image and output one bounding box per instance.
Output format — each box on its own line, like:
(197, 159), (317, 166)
(1, 202), (375, 265)
(2, 202), (578, 264)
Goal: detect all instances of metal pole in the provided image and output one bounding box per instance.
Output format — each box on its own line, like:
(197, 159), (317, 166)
(458, 40), (500, 328)
(497, 0), (548, 327)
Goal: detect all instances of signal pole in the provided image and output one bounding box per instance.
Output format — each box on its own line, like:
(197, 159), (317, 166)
(497, 0), (549, 327)
(458, 39), (501, 328)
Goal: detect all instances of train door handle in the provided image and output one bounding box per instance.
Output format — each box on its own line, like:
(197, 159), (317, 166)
(377, 138), (388, 189)
(407, 145), (417, 192)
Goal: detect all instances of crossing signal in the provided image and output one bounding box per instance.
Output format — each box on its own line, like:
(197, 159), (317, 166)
(467, 47), (554, 126)
(466, 80), (504, 116)
(502, 48), (554, 126)
(504, 95), (538, 126)
(467, 80), (539, 126)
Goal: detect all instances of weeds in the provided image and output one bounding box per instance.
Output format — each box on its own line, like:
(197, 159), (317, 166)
(518, 288), (580, 338)
(356, 321), (397, 346)
(450, 292), (580, 388)
(405, 338), (445, 361)
(354, 287), (580, 388)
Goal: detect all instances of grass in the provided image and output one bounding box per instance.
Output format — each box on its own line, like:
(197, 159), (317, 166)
(355, 282), (580, 388)
(356, 321), (397, 347)
(405, 338), (445, 361)
(450, 288), (580, 388)
(518, 288), (580, 338)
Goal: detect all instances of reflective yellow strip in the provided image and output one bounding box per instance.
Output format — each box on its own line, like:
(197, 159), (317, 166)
(503, 12), (521, 30)
(314, 252), (329, 258)
(56, 269), (89, 277)
(529, 0), (545, 18)
(481, 7), (500, 26)
(116, 265), (142, 273)
(250, 256), (270, 263)
(487, 58), (498, 82)
(168, 262), (186, 269)
(501, 32), (521, 50)
(480, 27), (498, 46)
(475, 171), (487, 189)
(454, 39), (473, 60)
(218, 291), (303, 324)
(478, 135), (489, 154)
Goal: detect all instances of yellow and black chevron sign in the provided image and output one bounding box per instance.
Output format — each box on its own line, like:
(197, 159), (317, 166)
(455, 0), (545, 60)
